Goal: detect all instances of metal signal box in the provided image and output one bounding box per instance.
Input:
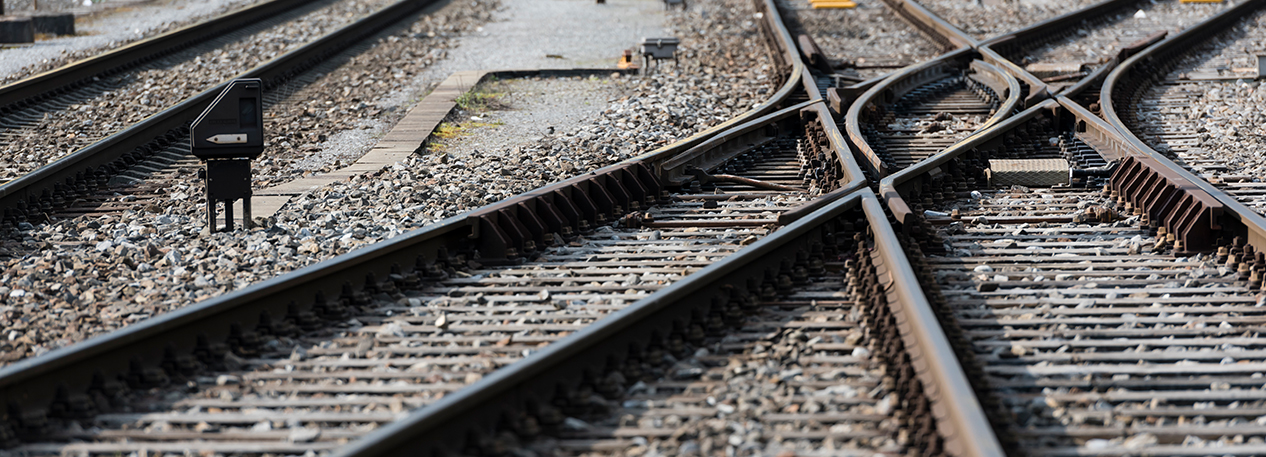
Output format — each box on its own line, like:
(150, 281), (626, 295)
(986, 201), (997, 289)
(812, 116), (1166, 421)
(191, 79), (265, 232)
(192, 79), (265, 160)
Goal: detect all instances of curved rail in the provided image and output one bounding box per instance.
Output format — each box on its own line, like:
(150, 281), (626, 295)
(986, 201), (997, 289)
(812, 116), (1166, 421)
(845, 49), (1020, 179)
(0, 96), (852, 451)
(876, 91), (1266, 453)
(880, 0), (978, 50)
(1101, 0), (1266, 248)
(975, 0), (1134, 100)
(0, 0), (807, 230)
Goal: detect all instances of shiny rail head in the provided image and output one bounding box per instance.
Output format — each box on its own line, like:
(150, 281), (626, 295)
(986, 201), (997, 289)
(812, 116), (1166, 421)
(659, 99), (861, 191)
(1101, 0), (1266, 131)
(0, 0), (812, 440)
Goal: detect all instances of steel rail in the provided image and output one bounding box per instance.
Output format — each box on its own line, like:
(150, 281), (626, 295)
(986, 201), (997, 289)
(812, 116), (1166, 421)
(873, 93), (1229, 455)
(335, 188), (1004, 457)
(1100, 0), (1266, 248)
(973, 0), (1136, 100)
(0, 86), (851, 454)
(976, 46), (1048, 106)
(658, 0), (880, 225)
(0, 0), (805, 230)
(878, 95), (1195, 225)
(775, 100), (869, 223)
(879, 98), (1056, 225)
(631, 0), (806, 163)
(879, 0), (978, 50)
(0, 0), (825, 442)
(845, 49), (1021, 179)
(0, 0), (448, 227)
(874, 74), (1266, 455)
(0, 0), (316, 110)
(976, 0), (1128, 48)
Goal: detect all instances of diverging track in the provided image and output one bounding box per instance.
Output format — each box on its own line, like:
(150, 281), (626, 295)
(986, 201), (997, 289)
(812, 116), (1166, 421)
(846, 50), (1019, 180)
(13, 0), (1266, 454)
(880, 92), (1266, 455)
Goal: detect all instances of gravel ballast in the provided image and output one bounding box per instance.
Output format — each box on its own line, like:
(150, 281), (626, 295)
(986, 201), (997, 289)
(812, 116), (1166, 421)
(426, 76), (627, 165)
(919, 0), (1105, 41)
(776, 0), (941, 79)
(1129, 10), (1266, 212)
(1015, 0), (1233, 70)
(0, 0), (777, 365)
(0, 0), (402, 181)
(0, 0), (267, 83)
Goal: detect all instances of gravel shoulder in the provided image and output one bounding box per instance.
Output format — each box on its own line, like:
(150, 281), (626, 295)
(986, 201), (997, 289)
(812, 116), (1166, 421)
(775, 0), (941, 79)
(0, 0), (777, 365)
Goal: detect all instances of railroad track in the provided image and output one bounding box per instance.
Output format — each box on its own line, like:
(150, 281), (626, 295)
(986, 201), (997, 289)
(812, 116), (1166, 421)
(488, 195), (955, 456)
(0, 88), (868, 453)
(777, 0), (978, 117)
(41, 38), (386, 222)
(775, 0), (945, 85)
(14, 0), (1266, 454)
(1103, 0), (1266, 219)
(0, 0), (878, 452)
(0, 0), (443, 231)
(333, 189), (1002, 457)
(0, 0), (375, 182)
(846, 51), (1019, 180)
(5, 115), (828, 453)
(981, 0), (1232, 108)
(876, 90), (1266, 455)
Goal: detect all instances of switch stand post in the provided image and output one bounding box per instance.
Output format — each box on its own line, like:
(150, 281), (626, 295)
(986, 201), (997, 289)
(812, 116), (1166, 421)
(204, 158), (253, 231)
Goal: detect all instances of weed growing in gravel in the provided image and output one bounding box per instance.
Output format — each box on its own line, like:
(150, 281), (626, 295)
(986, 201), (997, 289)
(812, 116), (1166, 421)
(427, 120), (504, 153)
(455, 78), (510, 112)
(455, 89), (505, 112)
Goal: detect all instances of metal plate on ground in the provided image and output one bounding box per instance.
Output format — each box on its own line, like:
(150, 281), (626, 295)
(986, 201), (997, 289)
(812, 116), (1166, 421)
(989, 159), (1070, 188)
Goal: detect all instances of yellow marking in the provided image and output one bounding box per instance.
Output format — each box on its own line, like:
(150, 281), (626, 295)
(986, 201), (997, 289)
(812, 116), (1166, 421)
(811, 0), (857, 8)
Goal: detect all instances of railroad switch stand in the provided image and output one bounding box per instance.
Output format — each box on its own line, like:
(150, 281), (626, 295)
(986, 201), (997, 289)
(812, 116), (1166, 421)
(190, 78), (265, 232)
(639, 37), (679, 74)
